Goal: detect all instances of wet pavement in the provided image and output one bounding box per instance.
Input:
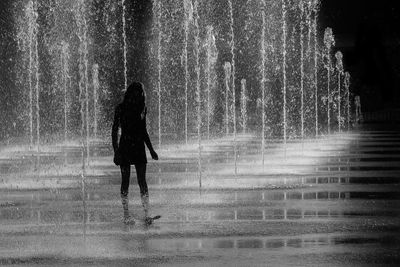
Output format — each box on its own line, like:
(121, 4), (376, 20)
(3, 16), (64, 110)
(1, 123), (400, 266)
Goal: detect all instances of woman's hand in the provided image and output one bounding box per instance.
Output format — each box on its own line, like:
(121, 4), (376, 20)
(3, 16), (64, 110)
(113, 149), (121, 165)
(150, 150), (158, 160)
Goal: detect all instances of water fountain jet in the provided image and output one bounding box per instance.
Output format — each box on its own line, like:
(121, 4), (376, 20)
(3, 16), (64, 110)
(335, 51), (344, 132)
(240, 79), (247, 134)
(92, 64), (99, 139)
(193, 0), (202, 187)
(121, 0), (128, 91)
(61, 42), (70, 144)
(206, 26), (216, 140)
(224, 62), (232, 136)
(344, 72), (351, 131)
(323, 27), (335, 135)
(282, 0), (288, 156)
(261, 2), (267, 167)
(183, 0), (193, 144)
(313, 0), (320, 136)
(299, 0), (305, 143)
(154, 0), (162, 148)
(228, 0), (238, 175)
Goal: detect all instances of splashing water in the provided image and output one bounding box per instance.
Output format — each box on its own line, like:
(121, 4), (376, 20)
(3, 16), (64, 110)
(61, 41), (70, 144)
(121, 0), (127, 91)
(228, 0), (237, 175)
(12, 0), (346, 148)
(299, 0), (305, 142)
(323, 27), (335, 135)
(183, 0), (192, 144)
(4, 0), (358, 193)
(344, 71), (351, 131)
(240, 79), (247, 134)
(282, 0), (288, 156)
(35, 22), (40, 170)
(335, 51), (344, 132)
(74, 0), (90, 174)
(224, 62), (232, 136)
(155, 0), (162, 148)
(313, 0), (320, 136)
(206, 26), (216, 140)
(261, 1), (267, 167)
(25, 0), (39, 150)
(193, 0), (202, 187)
(92, 63), (99, 139)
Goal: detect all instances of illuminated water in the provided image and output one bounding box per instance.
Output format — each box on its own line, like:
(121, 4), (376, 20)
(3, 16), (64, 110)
(193, 0), (202, 187)
(300, 0), (305, 142)
(9, 0), (354, 155)
(154, 0), (162, 148)
(183, 0), (192, 145)
(313, 0), (320, 136)
(282, 0), (288, 155)
(261, 3), (266, 167)
(323, 27), (335, 135)
(335, 51), (344, 132)
(345, 72), (351, 131)
(240, 79), (247, 134)
(0, 1), (367, 264)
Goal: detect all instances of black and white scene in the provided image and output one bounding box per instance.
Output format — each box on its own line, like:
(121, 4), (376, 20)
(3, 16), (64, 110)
(1, 0), (400, 266)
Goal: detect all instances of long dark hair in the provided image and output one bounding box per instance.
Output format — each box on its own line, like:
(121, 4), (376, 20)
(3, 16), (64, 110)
(122, 82), (146, 118)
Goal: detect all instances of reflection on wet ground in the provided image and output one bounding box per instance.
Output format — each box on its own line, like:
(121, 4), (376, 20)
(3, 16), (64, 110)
(1, 124), (400, 265)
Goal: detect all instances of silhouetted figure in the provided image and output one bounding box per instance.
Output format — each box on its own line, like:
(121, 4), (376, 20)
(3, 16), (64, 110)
(112, 82), (158, 225)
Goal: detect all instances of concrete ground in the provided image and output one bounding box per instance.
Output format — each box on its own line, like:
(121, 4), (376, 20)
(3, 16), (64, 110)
(1, 123), (400, 266)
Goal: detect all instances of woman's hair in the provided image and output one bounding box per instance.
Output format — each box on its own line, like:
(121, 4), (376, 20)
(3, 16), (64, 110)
(124, 82), (145, 101)
(123, 82), (146, 115)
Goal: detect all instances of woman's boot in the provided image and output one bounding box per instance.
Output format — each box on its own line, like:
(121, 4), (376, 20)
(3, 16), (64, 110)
(121, 193), (135, 224)
(141, 193), (152, 225)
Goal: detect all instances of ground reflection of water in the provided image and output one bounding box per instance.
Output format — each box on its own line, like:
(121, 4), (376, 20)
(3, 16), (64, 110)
(145, 234), (400, 251)
(1, 192), (399, 224)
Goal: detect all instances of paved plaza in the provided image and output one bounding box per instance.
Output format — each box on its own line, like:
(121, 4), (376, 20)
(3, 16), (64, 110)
(1, 123), (400, 266)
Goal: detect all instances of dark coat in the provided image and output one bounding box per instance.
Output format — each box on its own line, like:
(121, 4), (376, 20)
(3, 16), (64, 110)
(112, 103), (152, 165)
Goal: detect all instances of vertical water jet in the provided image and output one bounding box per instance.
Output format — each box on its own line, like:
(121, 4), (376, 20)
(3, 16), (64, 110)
(261, 2), (267, 167)
(306, 0), (312, 55)
(34, 27), (40, 160)
(313, 0), (320, 136)
(92, 63), (99, 139)
(157, 1), (162, 149)
(121, 0), (128, 91)
(344, 72), (351, 131)
(183, 0), (192, 144)
(193, 0), (202, 188)
(299, 0), (305, 142)
(335, 51), (343, 132)
(224, 62), (231, 136)
(206, 26), (213, 140)
(282, 0), (288, 155)
(228, 0), (237, 174)
(84, 8), (90, 167)
(323, 27), (335, 135)
(61, 41), (70, 144)
(25, 1), (36, 149)
(75, 0), (89, 175)
(240, 79), (247, 134)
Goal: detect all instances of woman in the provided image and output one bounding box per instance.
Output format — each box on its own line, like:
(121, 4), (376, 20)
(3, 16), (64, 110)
(112, 82), (158, 225)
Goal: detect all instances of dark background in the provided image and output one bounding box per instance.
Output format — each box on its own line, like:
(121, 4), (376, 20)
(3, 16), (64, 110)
(320, 0), (400, 111)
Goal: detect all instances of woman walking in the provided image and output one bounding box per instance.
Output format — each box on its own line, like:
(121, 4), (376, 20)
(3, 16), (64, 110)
(112, 82), (158, 225)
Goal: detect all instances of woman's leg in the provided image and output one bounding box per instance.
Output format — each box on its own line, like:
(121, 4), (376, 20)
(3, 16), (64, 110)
(120, 164), (131, 195)
(135, 164), (150, 218)
(135, 163), (148, 196)
(120, 164), (131, 221)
